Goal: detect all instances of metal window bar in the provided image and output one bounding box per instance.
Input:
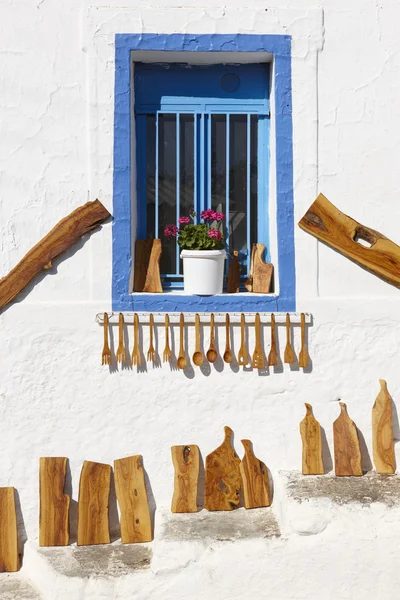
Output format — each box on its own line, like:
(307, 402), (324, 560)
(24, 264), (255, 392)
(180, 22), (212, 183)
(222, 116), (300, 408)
(246, 113), (251, 274)
(176, 113), (180, 274)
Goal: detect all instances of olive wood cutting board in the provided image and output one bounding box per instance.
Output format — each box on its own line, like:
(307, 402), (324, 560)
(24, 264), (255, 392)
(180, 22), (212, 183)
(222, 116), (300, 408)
(171, 445), (200, 513)
(372, 379), (395, 474)
(133, 239), (162, 293)
(299, 193), (400, 288)
(205, 426), (241, 511)
(77, 461), (111, 546)
(239, 440), (271, 508)
(0, 487), (19, 572)
(114, 455), (152, 543)
(333, 403), (363, 477)
(299, 404), (324, 475)
(245, 243), (273, 293)
(39, 457), (70, 546)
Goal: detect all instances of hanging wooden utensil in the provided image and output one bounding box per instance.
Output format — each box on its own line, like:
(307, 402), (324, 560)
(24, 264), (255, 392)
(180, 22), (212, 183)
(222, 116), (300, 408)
(267, 313), (279, 366)
(0, 487), (19, 572)
(298, 313), (309, 368)
(177, 313), (187, 370)
(252, 312), (265, 369)
(77, 461), (111, 546)
(114, 455), (152, 543)
(116, 312), (127, 364)
(163, 314), (172, 363)
(227, 250), (241, 293)
(223, 313), (233, 363)
(299, 404), (324, 475)
(131, 313), (141, 366)
(192, 313), (204, 367)
(284, 313), (295, 364)
(237, 313), (249, 366)
(39, 457), (70, 547)
(239, 440), (271, 509)
(205, 426), (241, 511)
(333, 402), (363, 477)
(372, 379), (395, 474)
(171, 445), (200, 513)
(147, 313), (156, 362)
(101, 313), (112, 366)
(206, 313), (218, 363)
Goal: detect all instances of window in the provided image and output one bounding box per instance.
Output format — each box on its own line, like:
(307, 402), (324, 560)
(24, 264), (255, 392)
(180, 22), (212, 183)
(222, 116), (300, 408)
(135, 63), (270, 289)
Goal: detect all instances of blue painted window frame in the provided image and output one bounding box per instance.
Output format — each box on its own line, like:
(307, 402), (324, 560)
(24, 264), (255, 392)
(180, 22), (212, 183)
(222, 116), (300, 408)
(112, 34), (296, 312)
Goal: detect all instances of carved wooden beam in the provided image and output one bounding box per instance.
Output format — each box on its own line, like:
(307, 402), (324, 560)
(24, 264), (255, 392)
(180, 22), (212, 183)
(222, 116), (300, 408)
(299, 193), (400, 288)
(0, 200), (111, 310)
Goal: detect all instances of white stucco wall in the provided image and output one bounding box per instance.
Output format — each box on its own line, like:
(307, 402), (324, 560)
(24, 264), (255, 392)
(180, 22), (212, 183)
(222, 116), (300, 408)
(1, 1), (400, 598)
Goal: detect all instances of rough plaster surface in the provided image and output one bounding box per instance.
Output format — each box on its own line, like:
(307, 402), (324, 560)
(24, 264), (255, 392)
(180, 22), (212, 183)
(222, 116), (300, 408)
(2, 0), (400, 599)
(0, 574), (42, 600)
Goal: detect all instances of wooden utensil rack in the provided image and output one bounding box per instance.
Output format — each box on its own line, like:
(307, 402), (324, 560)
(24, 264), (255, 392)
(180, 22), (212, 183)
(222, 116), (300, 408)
(95, 312), (312, 325)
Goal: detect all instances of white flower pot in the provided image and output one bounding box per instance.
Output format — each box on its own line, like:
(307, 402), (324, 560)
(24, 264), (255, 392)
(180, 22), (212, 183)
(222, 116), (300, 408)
(180, 249), (226, 295)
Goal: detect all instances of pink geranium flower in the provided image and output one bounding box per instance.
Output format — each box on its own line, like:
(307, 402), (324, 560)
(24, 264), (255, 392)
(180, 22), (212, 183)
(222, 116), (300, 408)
(164, 224), (178, 237)
(214, 212), (225, 222)
(178, 216), (190, 224)
(200, 209), (217, 222)
(207, 229), (222, 241)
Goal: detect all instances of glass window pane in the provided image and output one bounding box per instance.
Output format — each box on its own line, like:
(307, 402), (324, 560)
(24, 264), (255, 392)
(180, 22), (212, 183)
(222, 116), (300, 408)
(250, 115), (258, 251)
(180, 114), (194, 219)
(158, 114), (177, 275)
(211, 114), (226, 218)
(229, 115), (247, 257)
(146, 115), (156, 240)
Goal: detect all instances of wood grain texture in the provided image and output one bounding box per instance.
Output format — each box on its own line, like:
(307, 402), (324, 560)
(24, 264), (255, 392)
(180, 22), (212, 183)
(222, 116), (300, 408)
(239, 440), (271, 509)
(205, 426), (241, 511)
(39, 457), (70, 547)
(227, 250), (241, 293)
(0, 200), (110, 310)
(171, 445), (200, 513)
(284, 313), (295, 364)
(372, 379), (395, 474)
(143, 239), (162, 293)
(299, 193), (400, 288)
(299, 404), (324, 475)
(244, 244), (255, 292)
(114, 455), (152, 544)
(267, 313), (279, 366)
(333, 403), (363, 477)
(0, 487), (19, 572)
(77, 461), (111, 546)
(251, 244), (273, 293)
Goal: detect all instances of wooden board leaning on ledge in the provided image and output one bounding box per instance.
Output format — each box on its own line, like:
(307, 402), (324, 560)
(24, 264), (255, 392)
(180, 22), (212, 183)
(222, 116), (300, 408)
(77, 461), (111, 546)
(0, 487), (19, 572)
(39, 457), (70, 547)
(0, 200), (111, 310)
(299, 193), (400, 288)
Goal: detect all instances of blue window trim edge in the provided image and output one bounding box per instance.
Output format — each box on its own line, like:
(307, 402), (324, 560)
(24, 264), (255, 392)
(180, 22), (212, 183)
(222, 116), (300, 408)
(112, 33), (296, 312)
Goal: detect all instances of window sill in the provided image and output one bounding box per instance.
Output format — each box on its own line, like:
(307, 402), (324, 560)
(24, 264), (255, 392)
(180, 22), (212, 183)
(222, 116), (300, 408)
(113, 292), (295, 313)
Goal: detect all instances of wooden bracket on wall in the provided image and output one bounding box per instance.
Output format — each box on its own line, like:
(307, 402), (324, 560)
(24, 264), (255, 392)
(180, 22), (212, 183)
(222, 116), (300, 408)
(0, 200), (111, 311)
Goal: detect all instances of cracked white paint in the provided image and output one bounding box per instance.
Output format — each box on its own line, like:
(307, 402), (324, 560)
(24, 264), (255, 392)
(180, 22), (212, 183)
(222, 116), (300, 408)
(1, 1), (400, 599)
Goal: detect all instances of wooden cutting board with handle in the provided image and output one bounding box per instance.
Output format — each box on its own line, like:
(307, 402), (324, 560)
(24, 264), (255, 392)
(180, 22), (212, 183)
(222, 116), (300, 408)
(299, 404), (324, 475)
(171, 445), (200, 513)
(372, 379), (395, 474)
(205, 426), (241, 511)
(114, 455), (152, 543)
(133, 239), (162, 293)
(250, 244), (273, 293)
(77, 460), (111, 546)
(0, 487), (19, 572)
(39, 457), (70, 546)
(239, 440), (271, 508)
(333, 403), (363, 476)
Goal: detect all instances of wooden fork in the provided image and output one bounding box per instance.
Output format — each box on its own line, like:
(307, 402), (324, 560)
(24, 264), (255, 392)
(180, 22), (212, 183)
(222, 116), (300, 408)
(147, 313), (156, 362)
(131, 313), (141, 366)
(101, 313), (112, 365)
(252, 313), (265, 369)
(163, 314), (172, 363)
(116, 312), (127, 364)
(237, 313), (249, 366)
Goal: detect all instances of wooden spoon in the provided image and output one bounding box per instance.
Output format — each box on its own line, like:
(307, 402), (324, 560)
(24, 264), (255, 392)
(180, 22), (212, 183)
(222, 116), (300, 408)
(298, 313), (309, 368)
(267, 313), (278, 366)
(177, 313), (187, 370)
(223, 313), (233, 363)
(192, 313), (204, 366)
(283, 313), (295, 364)
(237, 313), (248, 366)
(206, 313), (218, 363)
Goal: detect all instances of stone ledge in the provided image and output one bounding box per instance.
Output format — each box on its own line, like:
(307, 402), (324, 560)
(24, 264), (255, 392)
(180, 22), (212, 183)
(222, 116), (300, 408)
(161, 507), (280, 542)
(283, 471), (400, 507)
(37, 543), (152, 578)
(0, 574), (42, 600)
